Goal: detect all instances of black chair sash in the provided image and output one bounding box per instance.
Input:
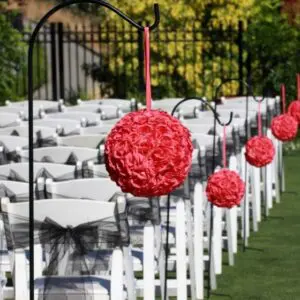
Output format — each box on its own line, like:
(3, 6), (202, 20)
(0, 143), (19, 165)
(1, 213), (129, 300)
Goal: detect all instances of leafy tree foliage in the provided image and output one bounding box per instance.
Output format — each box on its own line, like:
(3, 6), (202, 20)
(0, 14), (26, 102)
(85, 0), (255, 100)
(246, 0), (300, 101)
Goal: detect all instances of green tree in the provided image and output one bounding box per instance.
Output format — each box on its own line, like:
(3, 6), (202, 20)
(246, 0), (300, 101)
(0, 14), (26, 103)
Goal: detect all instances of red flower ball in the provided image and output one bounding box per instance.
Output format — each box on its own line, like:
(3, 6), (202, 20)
(105, 109), (193, 197)
(271, 114), (298, 142)
(288, 101), (300, 124)
(206, 169), (245, 208)
(245, 136), (275, 167)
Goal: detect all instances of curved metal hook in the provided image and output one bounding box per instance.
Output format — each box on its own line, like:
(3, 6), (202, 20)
(252, 95), (266, 103)
(28, 1), (159, 38)
(171, 97), (233, 126)
(150, 3), (160, 30)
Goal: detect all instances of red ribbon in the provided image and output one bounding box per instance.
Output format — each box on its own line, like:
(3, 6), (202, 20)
(281, 84), (286, 113)
(223, 125), (227, 168)
(297, 74), (300, 101)
(258, 101), (262, 136)
(144, 27), (152, 110)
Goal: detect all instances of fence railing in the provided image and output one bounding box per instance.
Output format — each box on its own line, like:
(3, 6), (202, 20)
(14, 20), (248, 102)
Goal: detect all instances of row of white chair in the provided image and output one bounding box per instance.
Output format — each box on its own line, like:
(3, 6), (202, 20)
(0, 95), (283, 300)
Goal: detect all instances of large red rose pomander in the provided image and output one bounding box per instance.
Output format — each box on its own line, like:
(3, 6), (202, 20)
(245, 136), (275, 167)
(288, 101), (300, 124)
(271, 114), (298, 142)
(206, 169), (245, 208)
(105, 109), (193, 197)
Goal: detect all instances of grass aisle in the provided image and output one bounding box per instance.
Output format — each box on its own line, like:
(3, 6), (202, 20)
(209, 151), (300, 300)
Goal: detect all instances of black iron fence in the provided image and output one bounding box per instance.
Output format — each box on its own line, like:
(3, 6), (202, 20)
(14, 20), (248, 102)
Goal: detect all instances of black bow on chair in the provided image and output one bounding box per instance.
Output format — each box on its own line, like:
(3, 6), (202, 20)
(0, 184), (18, 202)
(0, 143), (19, 165)
(35, 131), (57, 148)
(39, 152), (100, 166)
(6, 214), (129, 300)
(127, 197), (161, 226)
(10, 130), (20, 136)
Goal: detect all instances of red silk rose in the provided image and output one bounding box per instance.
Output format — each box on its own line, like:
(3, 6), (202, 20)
(245, 136), (275, 167)
(105, 109), (193, 197)
(206, 169), (245, 208)
(271, 114), (298, 142)
(288, 101), (300, 125)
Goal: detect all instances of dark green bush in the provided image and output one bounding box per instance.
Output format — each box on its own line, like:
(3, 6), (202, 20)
(246, 0), (300, 102)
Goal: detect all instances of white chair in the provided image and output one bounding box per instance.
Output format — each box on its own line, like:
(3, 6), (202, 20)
(5, 99), (63, 114)
(0, 106), (46, 120)
(45, 178), (193, 298)
(1, 197), (131, 300)
(0, 162), (78, 182)
(77, 98), (137, 113)
(17, 147), (100, 165)
(0, 135), (28, 150)
(62, 104), (101, 114)
(0, 135), (28, 164)
(215, 107), (257, 122)
(0, 180), (38, 201)
(0, 125), (57, 147)
(81, 124), (115, 135)
(193, 182), (206, 299)
(47, 111), (102, 127)
(220, 96), (276, 113)
(32, 119), (81, 136)
(0, 113), (22, 128)
(87, 163), (109, 178)
(98, 105), (125, 120)
(45, 178), (121, 201)
(56, 134), (106, 149)
(66, 104), (124, 120)
(153, 99), (202, 117)
(0, 125), (56, 139)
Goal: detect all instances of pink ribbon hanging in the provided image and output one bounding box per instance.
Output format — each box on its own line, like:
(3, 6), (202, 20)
(144, 27), (152, 110)
(258, 101), (262, 136)
(297, 74), (300, 101)
(280, 84), (286, 114)
(222, 125), (227, 169)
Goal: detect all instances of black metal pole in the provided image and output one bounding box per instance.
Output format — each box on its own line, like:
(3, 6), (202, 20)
(27, 2), (160, 299)
(138, 22), (145, 96)
(27, 31), (35, 300)
(58, 22), (65, 101)
(163, 193), (171, 300)
(238, 21), (244, 96)
(50, 23), (58, 100)
(244, 90), (249, 252)
(207, 102), (218, 299)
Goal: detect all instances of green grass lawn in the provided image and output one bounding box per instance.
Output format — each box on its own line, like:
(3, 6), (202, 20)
(209, 150), (300, 300)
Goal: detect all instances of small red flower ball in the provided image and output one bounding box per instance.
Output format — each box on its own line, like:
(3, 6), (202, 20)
(271, 114), (298, 142)
(288, 101), (300, 124)
(245, 136), (275, 167)
(206, 169), (245, 208)
(105, 109), (193, 197)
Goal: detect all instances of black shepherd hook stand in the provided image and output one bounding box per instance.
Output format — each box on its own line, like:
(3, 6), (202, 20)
(251, 94), (270, 222)
(27, 2), (160, 299)
(161, 97), (233, 300)
(214, 78), (252, 252)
